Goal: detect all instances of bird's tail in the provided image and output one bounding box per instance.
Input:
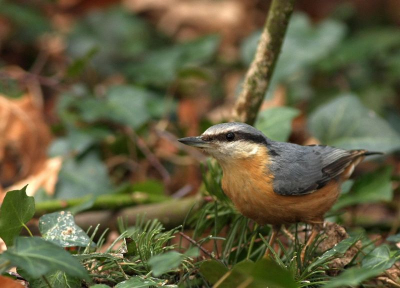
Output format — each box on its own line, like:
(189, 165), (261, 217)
(363, 151), (384, 156)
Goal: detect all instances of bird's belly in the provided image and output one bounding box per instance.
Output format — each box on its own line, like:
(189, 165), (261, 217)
(222, 173), (340, 226)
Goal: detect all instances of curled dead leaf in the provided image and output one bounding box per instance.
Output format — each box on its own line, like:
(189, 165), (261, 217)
(0, 93), (52, 200)
(4, 157), (63, 200)
(318, 222), (362, 276)
(0, 275), (24, 288)
(123, 0), (255, 57)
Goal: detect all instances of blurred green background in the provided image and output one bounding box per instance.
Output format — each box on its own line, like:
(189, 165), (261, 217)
(0, 0), (399, 219)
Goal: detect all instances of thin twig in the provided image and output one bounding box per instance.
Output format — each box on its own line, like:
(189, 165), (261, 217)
(30, 49), (49, 75)
(125, 127), (171, 184)
(178, 231), (215, 260)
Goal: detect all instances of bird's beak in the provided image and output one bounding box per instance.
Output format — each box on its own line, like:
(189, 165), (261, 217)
(178, 136), (209, 148)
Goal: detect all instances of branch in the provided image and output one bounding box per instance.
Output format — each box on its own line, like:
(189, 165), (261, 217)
(34, 192), (169, 216)
(73, 195), (204, 232)
(233, 0), (295, 125)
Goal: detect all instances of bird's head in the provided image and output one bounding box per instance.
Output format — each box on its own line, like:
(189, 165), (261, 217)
(178, 122), (269, 163)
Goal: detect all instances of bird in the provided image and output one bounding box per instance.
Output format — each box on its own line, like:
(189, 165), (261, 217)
(178, 122), (382, 262)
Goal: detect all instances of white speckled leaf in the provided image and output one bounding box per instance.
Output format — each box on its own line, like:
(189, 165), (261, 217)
(39, 211), (91, 247)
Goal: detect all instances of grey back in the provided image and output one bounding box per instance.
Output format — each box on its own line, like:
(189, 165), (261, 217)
(268, 142), (353, 196)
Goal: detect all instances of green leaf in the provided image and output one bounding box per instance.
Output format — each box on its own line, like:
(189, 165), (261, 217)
(18, 268), (82, 288)
(67, 7), (155, 75)
(148, 251), (184, 276)
(0, 186), (35, 246)
(55, 153), (113, 199)
(105, 85), (154, 128)
(179, 35), (220, 65)
(90, 285), (111, 288)
(308, 95), (400, 153)
(241, 13), (345, 99)
(67, 47), (99, 78)
(48, 127), (110, 157)
(0, 2), (52, 43)
(333, 167), (393, 210)
(242, 13), (345, 68)
(125, 35), (219, 87)
(387, 233), (400, 243)
(147, 248), (199, 277)
(0, 78), (24, 99)
(307, 236), (361, 271)
(209, 259), (297, 288)
(248, 258), (297, 288)
(256, 107), (300, 141)
(39, 211), (91, 247)
(125, 48), (181, 87)
(362, 245), (397, 270)
(76, 85), (170, 129)
(115, 276), (166, 288)
(199, 260), (228, 284)
(0, 237), (89, 280)
(323, 266), (384, 288)
(319, 27), (400, 71)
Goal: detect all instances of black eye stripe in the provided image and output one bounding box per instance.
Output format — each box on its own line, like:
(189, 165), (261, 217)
(202, 131), (267, 145)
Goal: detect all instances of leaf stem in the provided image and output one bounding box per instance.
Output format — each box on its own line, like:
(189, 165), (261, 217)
(42, 275), (52, 288)
(22, 223), (33, 237)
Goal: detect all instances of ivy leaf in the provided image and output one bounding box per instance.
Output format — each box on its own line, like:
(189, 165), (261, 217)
(308, 95), (400, 153)
(105, 85), (155, 128)
(333, 167), (393, 210)
(387, 233), (400, 243)
(256, 107), (300, 141)
(115, 276), (167, 288)
(199, 260), (228, 285)
(0, 186), (35, 246)
(248, 258), (297, 288)
(125, 35), (219, 87)
(323, 266), (385, 288)
(0, 237), (89, 280)
(18, 268), (82, 288)
(362, 245), (397, 270)
(241, 13), (345, 98)
(67, 7), (154, 75)
(55, 153), (113, 199)
(211, 259), (297, 288)
(75, 85), (172, 129)
(148, 248), (199, 277)
(39, 211), (92, 248)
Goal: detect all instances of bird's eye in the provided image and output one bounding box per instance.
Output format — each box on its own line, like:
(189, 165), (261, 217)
(226, 132), (235, 141)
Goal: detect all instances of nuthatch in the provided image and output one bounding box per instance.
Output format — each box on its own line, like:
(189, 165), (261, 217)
(178, 122), (382, 262)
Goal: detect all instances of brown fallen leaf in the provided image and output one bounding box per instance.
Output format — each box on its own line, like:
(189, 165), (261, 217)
(4, 157), (63, 200)
(0, 93), (52, 189)
(0, 276), (24, 288)
(123, 0), (255, 58)
(318, 222), (362, 276)
(0, 238), (6, 253)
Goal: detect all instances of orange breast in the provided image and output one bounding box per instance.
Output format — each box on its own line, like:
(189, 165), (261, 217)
(219, 147), (341, 225)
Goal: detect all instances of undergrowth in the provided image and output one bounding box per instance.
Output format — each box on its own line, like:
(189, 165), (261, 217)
(0, 162), (399, 287)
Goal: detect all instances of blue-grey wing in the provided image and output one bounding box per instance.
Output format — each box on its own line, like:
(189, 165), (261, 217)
(268, 142), (364, 196)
